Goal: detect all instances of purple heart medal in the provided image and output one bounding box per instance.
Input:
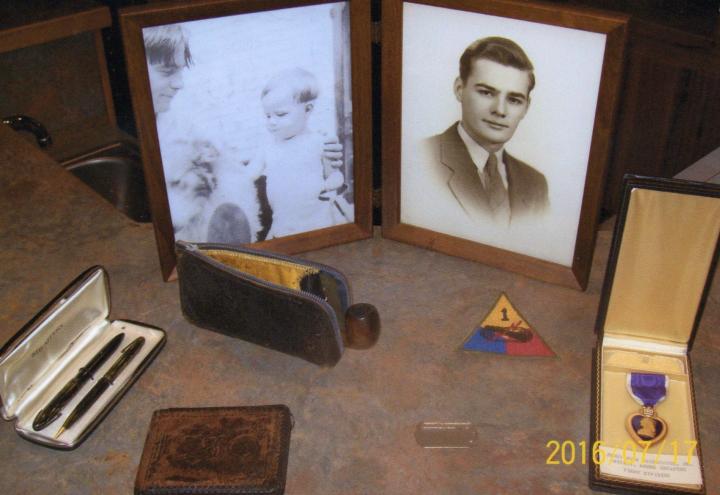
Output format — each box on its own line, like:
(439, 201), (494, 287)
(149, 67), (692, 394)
(625, 372), (669, 446)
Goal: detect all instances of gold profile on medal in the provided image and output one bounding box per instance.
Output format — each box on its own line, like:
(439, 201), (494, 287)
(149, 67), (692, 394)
(626, 409), (668, 446)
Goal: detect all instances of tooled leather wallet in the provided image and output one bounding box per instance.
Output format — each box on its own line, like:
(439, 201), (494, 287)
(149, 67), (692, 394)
(175, 241), (379, 367)
(134, 406), (292, 495)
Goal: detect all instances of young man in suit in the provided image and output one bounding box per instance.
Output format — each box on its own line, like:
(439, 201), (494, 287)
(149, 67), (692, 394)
(428, 36), (548, 224)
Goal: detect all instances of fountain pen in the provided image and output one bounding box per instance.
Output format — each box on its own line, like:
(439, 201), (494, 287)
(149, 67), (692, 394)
(33, 333), (125, 431)
(55, 336), (145, 439)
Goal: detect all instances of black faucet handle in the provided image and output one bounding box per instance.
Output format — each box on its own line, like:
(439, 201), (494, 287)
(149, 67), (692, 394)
(2, 114), (52, 148)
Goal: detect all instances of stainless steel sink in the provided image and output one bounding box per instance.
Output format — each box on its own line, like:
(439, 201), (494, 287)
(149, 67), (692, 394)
(62, 141), (151, 223)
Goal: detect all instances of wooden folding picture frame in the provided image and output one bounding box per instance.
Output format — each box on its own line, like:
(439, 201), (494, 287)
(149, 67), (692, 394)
(120, 0), (373, 281)
(381, 0), (628, 289)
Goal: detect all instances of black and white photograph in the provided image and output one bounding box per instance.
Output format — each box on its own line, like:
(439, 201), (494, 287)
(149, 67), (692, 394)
(400, 3), (607, 267)
(143, 2), (354, 245)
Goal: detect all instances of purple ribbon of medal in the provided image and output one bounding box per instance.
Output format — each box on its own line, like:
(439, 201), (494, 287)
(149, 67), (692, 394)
(625, 372), (669, 445)
(629, 373), (667, 407)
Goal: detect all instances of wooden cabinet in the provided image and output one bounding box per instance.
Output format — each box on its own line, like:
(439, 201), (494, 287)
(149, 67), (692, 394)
(552, 2), (720, 214)
(603, 15), (720, 214)
(0, 0), (127, 162)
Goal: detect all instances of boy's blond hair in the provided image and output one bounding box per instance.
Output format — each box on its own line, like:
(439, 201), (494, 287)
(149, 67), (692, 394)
(143, 24), (193, 68)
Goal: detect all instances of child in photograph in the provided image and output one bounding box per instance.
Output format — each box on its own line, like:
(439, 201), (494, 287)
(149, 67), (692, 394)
(259, 67), (347, 238)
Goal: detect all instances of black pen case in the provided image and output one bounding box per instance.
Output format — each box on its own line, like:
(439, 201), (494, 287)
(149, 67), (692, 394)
(0, 266), (166, 449)
(175, 241), (380, 367)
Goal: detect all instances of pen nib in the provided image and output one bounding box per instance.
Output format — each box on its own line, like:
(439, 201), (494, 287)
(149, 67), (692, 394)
(54, 426), (65, 439)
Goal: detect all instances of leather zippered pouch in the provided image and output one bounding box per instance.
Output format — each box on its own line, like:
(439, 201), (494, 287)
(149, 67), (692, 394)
(175, 241), (380, 367)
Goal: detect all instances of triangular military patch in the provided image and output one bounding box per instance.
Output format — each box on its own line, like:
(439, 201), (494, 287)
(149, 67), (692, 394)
(462, 293), (555, 357)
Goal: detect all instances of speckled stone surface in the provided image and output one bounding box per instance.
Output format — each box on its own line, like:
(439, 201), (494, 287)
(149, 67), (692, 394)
(0, 126), (718, 494)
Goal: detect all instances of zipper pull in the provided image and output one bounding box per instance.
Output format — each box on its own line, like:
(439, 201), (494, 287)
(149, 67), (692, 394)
(177, 240), (199, 252)
(343, 303), (380, 350)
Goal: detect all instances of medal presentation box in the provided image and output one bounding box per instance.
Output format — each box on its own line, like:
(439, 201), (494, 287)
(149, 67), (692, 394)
(590, 176), (720, 494)
(0, 267), (166, 449)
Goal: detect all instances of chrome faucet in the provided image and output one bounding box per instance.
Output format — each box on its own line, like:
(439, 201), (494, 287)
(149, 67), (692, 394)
(2, 114), (52, 148)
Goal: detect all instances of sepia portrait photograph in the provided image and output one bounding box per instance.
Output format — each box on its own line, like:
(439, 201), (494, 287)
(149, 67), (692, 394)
(142, 2), (354, 246)
(399, 2), (608, 267)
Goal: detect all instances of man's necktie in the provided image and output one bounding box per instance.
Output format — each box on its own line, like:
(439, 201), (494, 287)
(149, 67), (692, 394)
(483, 152), (508, 213)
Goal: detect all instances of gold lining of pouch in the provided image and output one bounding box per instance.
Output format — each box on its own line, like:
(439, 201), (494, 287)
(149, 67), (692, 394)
(203, 250), (319, 291)
(604, 189), (720, 344)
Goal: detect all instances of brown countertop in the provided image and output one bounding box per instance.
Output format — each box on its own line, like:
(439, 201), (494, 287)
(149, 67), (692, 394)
(0, 126), (719, 494)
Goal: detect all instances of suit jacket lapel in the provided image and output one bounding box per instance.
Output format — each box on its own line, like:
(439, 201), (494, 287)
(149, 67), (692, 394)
(503, 151), (529, 212)
(439, 125), (489, 215)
